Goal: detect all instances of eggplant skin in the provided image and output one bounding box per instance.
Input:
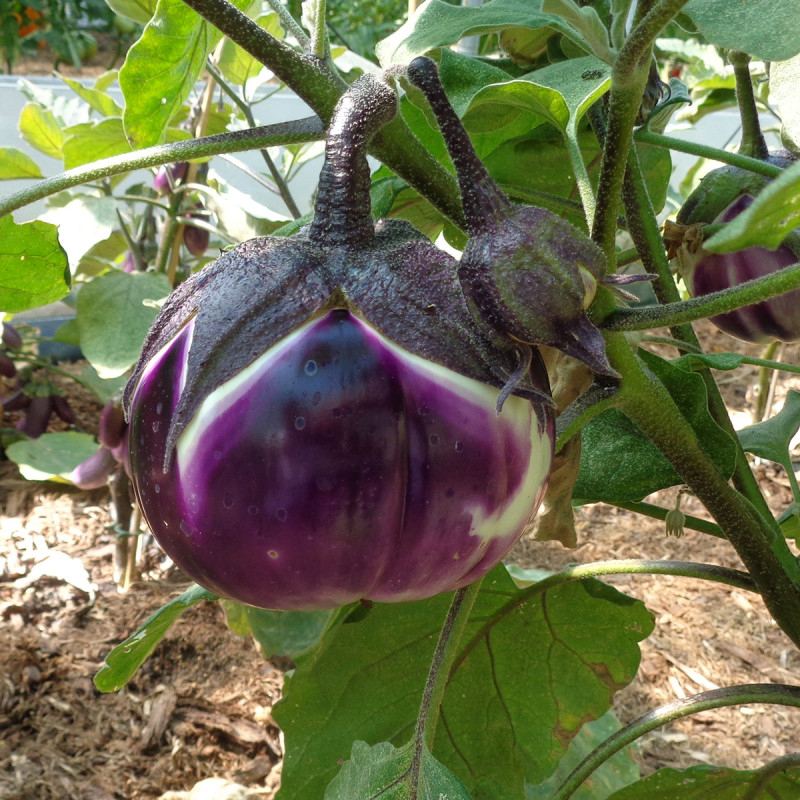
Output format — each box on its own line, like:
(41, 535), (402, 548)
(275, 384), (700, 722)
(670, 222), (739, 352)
(690, 244), (800, 344)
(128, 310), (554, 611)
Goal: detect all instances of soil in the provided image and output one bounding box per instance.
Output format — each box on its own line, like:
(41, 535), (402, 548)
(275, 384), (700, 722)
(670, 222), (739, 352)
(8, 32), (130, 79)
(1, 324), (800, 799)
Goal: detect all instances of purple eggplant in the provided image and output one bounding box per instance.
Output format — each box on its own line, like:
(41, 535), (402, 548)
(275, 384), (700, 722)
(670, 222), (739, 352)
(0, 352), (16, 378)
(99, 399), (127, 449)
(154, 162), (188, 195)
(17, 395), (53, 438)
(71, 446), (117, 490)
(52, 395), (76, 425)
(124, 75), (554, 611)
(182, 206), (210, 257)
(2, 323), (22, 350)
(676, 154), (800, 344)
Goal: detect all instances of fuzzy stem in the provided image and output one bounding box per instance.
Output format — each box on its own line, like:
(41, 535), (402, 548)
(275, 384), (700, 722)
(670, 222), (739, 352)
(178, 0), (465, 227)
(634, 129), (783, 177)
(551, 684), (800, 800)
(264, 0), (310, 47)
(406, 56), (511, 235)
(308, 75), (397, 246)
(0, 120), (324, 220)
(754, 340), (781, 422)
(601, 261), (800, 330)
(590, 0), (691, 268)
(730, 50), (770, 160)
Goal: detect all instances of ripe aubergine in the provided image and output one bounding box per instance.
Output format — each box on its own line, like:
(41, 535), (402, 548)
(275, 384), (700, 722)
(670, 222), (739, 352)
(675, 154), (800, 344)
(125, 75), (555, 611)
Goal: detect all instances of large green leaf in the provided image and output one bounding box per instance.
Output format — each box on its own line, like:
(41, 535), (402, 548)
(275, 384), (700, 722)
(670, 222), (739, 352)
(58, 74), (124, 118)
(0, 216), (70, 312)
(106, 0), (156, 25)
(526, 711), (639, 800)
(325, 740), (472, 800)
(120, 0), (240, 148)
(62, 119), (131, 170)
(738, 390), (800, 466)
(376, 0), (594, 66)
(274, 565), (653, 800)
(94, 585), (217, 693)
(41, 195), (120, 269)
(221, 602), (332, 659)
(0, 147), (43, 179)
(217, 11), (283, 87)
(574, 351), (738, 504)
(18, 103), (63, 160)
(76, 270), (172, 378)
(606, 763), (800, 799)
(684, 0), (800, 62)
(704, 158), (800, 254)
(771, 54), (800, 154)
(6, 432), (99, 482)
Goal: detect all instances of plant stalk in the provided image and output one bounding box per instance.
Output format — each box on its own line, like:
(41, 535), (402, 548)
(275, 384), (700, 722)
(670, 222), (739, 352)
(610, 500), (725, 537)
(729, 50), (770, 160)
(551, 684), (800, 800)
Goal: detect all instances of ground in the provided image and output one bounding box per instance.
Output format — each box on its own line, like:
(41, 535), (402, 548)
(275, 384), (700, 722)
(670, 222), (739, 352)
(1, 322), (800, 799)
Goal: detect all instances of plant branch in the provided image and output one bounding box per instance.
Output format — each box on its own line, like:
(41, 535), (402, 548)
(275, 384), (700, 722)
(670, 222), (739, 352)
(551, 684), (800, 800)
(264, 0), (310, 48)
(729, 50), (769, 160)
(740, 753), (800, 800)
(179, 0), (466, 227)
(601, 261), (800, 331)
(634, 129), (783, 177)
(0, 120), (324, 219)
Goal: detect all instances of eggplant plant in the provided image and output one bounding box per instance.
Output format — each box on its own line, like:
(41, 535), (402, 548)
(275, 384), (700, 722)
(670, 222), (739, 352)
(2, 0), (800, 798)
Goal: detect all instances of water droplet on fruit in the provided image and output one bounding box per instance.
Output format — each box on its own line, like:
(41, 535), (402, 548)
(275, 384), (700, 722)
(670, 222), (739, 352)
(454, 441), (464, 452)
(268, 550), (279, 559)
(429, 434), (439, 445)
(154, 484), (160, 495)
(276, 508), (287, 522)
(156, 402), (163, 415)
(152, 421), (159, 433)
(312, 391), (321, 406)
(295, 416), (306, 430)
(304, 360), (317, 376)
(223, 493), (234, 509)
(248, 505), (259, 516)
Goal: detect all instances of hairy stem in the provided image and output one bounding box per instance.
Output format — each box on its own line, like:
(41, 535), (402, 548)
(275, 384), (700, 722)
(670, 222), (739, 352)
(0, 120), (324, 219)
(601, 261), (800, 330)
(634, 129), (783, 177)
(730, 50), (769, 160)
(610, 500), (725, 537)
(552, 684), (800, 800)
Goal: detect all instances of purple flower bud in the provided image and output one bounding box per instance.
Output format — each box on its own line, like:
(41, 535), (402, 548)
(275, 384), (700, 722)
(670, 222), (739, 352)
(71, 446), (117, 490)
(124, 75), (554, 611)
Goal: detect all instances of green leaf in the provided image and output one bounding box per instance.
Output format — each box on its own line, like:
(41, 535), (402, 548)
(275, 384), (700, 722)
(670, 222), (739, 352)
(62, 118), (131, 170)
(274, 565), (653, 800)
(221, 602), (332, 659)
(58, 75), (124, 117)
(18, 103), (63, 160)
(737, 390), (800, 465)
(325, 740), (472, 800)
(106, 0), (156, 25)
(76, 271), (172, 379)
(218, 12), (283, 86)
(674, 352), (746, 372)
(0, 216), (70, 312)
(526, 711), (639, 800)
(540, 0), (615, 64)
(94, 585), (217, 693)
(78, 363), (129, 404)
(574, 351), (737, 504)
(0, 148), (43, 179)
(376, 0), (596, 67)
(6, 432), (100, 482)
(703, 158), (800, 253)
(41, 195), (119, 269)
(606, 763), (800, 799)
(684, 0), (800, 62)
(120, 0), (227, 148)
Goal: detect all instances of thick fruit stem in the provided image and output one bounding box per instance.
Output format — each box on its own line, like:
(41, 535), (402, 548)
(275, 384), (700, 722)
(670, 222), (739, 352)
(406, 57), (511, 235)
(308, 75), (397, 246)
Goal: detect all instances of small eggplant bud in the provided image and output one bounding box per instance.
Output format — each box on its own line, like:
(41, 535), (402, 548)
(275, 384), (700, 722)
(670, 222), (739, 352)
(2, 323), (22, 350)
(52, 394), (76, 425)
(124, 74), (554, 611)
(121, 251), (147, 273)
(406, 57), (615, 379)
(154, 162), (188, 195)
(183, 206), (210, 257)
(71, 446), (117, 490)
(99, 399), (127, 449)
(0, 352), (16, 378)
(17, 395), (53, 438)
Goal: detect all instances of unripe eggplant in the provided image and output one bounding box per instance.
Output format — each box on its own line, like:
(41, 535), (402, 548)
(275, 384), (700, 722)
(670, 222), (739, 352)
(52, 395), (76, 425)
(125, 75), (554, 611)
(99, 399), (127, 449)
(182, 205), (211, 257)
(2, 389), (30, 412)
(17, 395), (53, 438)
(154, 162), (188, 195)
(676, 155), (800, 344)
(0, 353), (16, 378)
(406, 57), (615, 379)
(2, 323), (22, 350)
(71, 446), (117, 490)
